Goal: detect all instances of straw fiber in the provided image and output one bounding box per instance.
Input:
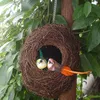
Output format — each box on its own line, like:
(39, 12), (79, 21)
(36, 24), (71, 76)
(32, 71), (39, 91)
(20, 24), (80, 98)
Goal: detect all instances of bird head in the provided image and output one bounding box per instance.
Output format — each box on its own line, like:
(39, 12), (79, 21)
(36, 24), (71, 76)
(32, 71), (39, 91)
(47, 58), (61, 71)
(36, 59), (47, 70)
(47, 58), (55, 71)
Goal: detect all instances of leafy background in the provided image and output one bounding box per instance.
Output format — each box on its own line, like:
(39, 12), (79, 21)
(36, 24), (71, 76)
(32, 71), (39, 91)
(0, 0), (100, 100)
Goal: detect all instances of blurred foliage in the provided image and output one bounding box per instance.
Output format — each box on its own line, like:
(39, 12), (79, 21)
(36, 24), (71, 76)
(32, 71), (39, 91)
(74, 0), (100, 99)
(0, 0), (100, 100)
(0, 0), (66, 100)
(73, 0), (100, 77)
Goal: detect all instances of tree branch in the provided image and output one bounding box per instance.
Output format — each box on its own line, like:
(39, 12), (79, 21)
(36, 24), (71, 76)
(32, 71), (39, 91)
(61, 0), (73, 27)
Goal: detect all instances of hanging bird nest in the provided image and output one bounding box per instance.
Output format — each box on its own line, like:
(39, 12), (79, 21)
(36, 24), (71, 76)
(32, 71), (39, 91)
(20, 24), (80, 99)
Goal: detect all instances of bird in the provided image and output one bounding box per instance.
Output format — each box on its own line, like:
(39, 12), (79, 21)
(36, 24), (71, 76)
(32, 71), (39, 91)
(36, 58), (47, 70)
(47, 58), (61, 71)
(47, 58), (91, 76)
(36, 49), (47, 70)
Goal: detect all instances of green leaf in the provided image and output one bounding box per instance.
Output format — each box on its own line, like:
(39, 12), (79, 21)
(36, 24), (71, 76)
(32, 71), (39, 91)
(2, 96), (8, 100)
(16, 40), (22, 51)
(88, 22), (100, 51)
(12, 14), (23, 25)
(15, 31), (24, 41)
(2, 84), (15, 100)
(87, 95), (100, 99)
(73, 16), (87, 30)
(84, 2), (91, 17)
(80, 53), (100, 77)
(0, 42), (10, 53)
(0, 85), (8, 99)
(14, 97), (20, 100)
(92, 5), (100, 18)
(32, 19), (40, 29)
(24, 18), (34, 29)
(16, 74), (22, 87)
(80, 54), (92, 71)
(0, 52), (18, 91)
(8, 88), (15, 100)
(72, 0), (79, 10)
(0, 41), (15, 53)
(21, 0), (39, 11)
(73, 5), (84, 20)
(55, 15), (67, 25)
(72, 14), (96, 30)
(0, 66), (12, 86)
(4, 52), (18, 66)
(7, 66), (14, 74)
(0, 0), (12, 6)
(0, 65), (13, 99)
(86, 53), (100, 76)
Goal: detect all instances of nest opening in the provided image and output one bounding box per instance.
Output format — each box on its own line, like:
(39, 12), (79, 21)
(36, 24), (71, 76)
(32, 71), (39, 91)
(37, 45), (62, 64)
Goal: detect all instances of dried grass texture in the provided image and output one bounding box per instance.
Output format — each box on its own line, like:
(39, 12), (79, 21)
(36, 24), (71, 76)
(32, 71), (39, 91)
(20, 24), (80, 98)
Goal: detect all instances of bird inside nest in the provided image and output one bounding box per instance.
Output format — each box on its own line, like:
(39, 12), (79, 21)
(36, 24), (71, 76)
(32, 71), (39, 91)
(36, 49), (91, 76)
(47, 58), (61, 71)
(47, 58), (91, 76)
(36, 49), (48, 70)
(36, 58), (47, 70)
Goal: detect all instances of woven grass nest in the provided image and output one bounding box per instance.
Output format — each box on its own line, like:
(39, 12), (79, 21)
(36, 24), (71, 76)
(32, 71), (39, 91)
(20, 24), (80, 99)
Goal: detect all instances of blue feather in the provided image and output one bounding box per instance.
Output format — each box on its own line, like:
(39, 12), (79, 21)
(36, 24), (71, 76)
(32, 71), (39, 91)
(39, 49), (43, 58)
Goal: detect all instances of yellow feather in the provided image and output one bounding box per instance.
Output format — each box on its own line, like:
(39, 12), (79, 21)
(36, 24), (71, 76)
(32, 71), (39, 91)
(36, 59), (47, 69)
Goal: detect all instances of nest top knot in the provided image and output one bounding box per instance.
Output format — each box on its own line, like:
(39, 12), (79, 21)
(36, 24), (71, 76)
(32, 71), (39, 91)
(20, 24), (80, 98)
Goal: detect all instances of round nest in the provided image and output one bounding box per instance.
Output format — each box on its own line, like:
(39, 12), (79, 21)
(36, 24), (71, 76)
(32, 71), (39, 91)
(20, 24), (80, 98)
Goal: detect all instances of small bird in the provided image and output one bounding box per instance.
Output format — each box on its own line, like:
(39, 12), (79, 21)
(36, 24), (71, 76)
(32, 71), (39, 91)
(36, 58), (47, 70)
(47, 58), (61, 71)
(47, 58), (91, 76)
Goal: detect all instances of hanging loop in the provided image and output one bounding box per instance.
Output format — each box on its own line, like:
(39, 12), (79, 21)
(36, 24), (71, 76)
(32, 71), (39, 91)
(52, 0), (57, 23)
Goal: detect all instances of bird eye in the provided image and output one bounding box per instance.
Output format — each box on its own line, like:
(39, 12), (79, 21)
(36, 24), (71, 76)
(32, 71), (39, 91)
(40, 59), (43, 63)
(48, 60), (51, 64)
(48, 60), (54, 65)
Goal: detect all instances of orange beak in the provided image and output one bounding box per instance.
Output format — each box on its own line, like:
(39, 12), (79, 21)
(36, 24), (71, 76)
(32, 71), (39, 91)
(61, 66), (91, 76)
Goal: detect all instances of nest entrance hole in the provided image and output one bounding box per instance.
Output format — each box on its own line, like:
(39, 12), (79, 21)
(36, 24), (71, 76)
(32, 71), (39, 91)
(38, 45), (62, 64)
